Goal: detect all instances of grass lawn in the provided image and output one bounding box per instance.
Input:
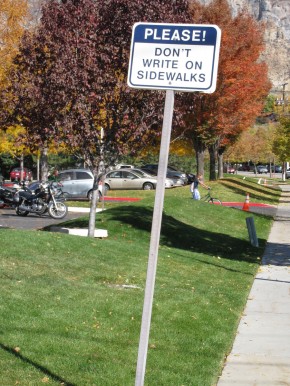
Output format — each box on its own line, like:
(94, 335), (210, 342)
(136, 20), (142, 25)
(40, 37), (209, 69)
(0, 177), (281, 385)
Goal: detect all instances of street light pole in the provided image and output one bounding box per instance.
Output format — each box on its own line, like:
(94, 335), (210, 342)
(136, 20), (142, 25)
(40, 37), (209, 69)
(282, 82), (288, 113)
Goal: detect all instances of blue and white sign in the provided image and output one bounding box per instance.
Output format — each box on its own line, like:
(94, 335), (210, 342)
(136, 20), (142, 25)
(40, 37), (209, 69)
(128, 23), (221, 93)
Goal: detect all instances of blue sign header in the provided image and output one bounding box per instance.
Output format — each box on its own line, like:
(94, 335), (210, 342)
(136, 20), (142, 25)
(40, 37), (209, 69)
(133, 23), (218, 46)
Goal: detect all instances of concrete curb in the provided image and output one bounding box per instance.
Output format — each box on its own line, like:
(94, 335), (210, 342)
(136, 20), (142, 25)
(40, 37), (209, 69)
(52, 207), (108, 237)
(67, 207), (104, 213)
(49, 226), (108, 238)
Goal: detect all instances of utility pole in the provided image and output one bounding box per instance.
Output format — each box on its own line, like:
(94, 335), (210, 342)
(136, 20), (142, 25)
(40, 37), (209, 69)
(282, 82), (288, 113)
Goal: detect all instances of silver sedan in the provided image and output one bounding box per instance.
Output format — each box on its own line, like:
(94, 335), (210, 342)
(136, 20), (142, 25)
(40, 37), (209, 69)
(104, 169), (173, 190)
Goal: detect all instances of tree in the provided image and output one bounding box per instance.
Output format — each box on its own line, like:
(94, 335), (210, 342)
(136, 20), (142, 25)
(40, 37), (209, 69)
(272, 117), (290, 180)
(225, 124), (276, 167)
(0, 0), (29, 171)
(175, 0), (271, 179)
(263, 94), (276, 113)
(1, 0), (190, 236)
(0, 0), (28, 89)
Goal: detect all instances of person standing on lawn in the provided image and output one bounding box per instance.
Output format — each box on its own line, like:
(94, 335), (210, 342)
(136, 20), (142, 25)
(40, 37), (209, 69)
(190, 174), (209, 200)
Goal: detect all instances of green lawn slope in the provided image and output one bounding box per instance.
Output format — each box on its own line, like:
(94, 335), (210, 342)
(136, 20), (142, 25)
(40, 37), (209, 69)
(0, 177), (280, 385)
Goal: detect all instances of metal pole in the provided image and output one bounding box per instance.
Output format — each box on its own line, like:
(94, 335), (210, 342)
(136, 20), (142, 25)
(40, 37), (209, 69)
(100, 127), (105, 211)
(135, 90), (175, 386)
(282, 82), (288, 113)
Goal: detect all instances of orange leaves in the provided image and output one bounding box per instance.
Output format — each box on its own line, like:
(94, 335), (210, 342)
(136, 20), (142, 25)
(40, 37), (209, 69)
(175, 0), (271, 164)
(0, 0), (28, 86)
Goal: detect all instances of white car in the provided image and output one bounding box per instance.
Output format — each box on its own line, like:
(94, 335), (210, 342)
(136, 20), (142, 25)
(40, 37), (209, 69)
(115, 164), (134, 169)
(256, 165), (268, 174)
(104, 168), (174, 191)
(131, 168), (174, 188)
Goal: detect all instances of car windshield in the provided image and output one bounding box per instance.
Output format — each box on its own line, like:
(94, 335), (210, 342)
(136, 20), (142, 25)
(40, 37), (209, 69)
(142, 168), (157, 176)
(131, 170), (144, 177)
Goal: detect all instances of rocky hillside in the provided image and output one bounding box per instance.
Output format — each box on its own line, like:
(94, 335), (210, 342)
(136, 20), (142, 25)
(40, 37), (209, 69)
(28, 0), (289, 93)
(199, 0), (290, 93)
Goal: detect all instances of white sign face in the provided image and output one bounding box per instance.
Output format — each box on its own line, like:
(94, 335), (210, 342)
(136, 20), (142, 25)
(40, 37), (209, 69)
(128, 23), (221, 93)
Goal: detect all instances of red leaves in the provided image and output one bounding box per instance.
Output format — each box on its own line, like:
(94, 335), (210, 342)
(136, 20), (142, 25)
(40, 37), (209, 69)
(176, 0), (271, 154)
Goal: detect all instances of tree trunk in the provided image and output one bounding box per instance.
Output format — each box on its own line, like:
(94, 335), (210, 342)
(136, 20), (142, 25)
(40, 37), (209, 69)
(218, 148), (224, 179)
(37, 154), (40, 180)
(88, 175), (99, 238)
(88, 163), (103, 238)
(208, 144), (217, 181)
(20, 154), (24, 181)
(194, 138), (206, 175)
(282, 161), (286, 182)
(40, 146), (49, 180)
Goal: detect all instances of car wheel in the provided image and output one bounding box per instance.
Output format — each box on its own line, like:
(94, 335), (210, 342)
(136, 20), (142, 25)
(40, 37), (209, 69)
(143, 182), (154, 190)
(87, 190), (100, 201)
(88, 190), (93, 201)
(105, 183), (110, 191)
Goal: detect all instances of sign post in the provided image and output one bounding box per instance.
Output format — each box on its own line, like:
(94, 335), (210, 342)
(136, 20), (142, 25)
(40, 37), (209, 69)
(127, 22), (221, 386)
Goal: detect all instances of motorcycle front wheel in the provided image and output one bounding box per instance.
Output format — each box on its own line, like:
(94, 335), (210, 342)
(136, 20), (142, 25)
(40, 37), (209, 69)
(15, 206), (29, 216)
(48, 201), (68, 219)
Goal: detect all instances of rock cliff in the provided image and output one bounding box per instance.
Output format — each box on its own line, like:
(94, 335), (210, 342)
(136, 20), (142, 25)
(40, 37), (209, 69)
(198, 0), (290, 92)
(28, 0), (289, 92)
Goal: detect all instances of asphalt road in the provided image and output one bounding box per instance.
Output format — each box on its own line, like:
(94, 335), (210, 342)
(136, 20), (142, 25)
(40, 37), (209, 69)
(231, 170), (284, 179)
(0, 207), (86, 230)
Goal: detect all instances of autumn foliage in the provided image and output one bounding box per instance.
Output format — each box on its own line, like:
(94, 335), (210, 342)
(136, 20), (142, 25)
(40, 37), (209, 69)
(0, 0), (271, 182)
(176, 0), (271, 178)
(0, 0), (28, 88)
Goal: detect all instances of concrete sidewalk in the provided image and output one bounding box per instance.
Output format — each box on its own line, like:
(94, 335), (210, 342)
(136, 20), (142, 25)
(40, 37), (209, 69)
(217, 185), (290, 386)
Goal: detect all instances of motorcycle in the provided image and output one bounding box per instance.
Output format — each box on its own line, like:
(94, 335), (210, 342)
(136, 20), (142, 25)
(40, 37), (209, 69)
(0, 182), (23, 208)
(13, 181), (68, 219)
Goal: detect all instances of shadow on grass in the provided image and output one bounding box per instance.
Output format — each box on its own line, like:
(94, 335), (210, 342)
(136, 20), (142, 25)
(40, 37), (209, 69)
(171, 249), (255, 276)
(102, 206), (266, 264)
(220, 178), (281, 203)
(0, 343), (75, 386)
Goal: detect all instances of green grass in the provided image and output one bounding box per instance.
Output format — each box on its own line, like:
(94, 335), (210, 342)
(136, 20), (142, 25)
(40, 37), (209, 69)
(0, 177), (280, 385)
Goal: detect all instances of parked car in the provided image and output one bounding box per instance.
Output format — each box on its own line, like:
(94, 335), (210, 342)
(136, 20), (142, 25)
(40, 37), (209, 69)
(286, 169), (290, 179)
(104, 169), (159, 190)
(57, 169), (95, 199)
(131, 168), (175, 188)
(139, 167), (184, 187)
(115, 164), (134, 169)
(141, 164), (188, 185)
(271, 165), (282, 173)
(223, 164), (235, 174)
(238, 164), (251, 171)
(256, 165), (268, 174)
(10, 167), (33, 182)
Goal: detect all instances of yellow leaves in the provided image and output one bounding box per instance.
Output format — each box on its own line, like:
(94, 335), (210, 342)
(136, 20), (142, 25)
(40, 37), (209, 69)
(170, 138), (194, 156)
(0, 0), (28, 87)
(141, 137), (194, 157)
(0, 124), (26, 155)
